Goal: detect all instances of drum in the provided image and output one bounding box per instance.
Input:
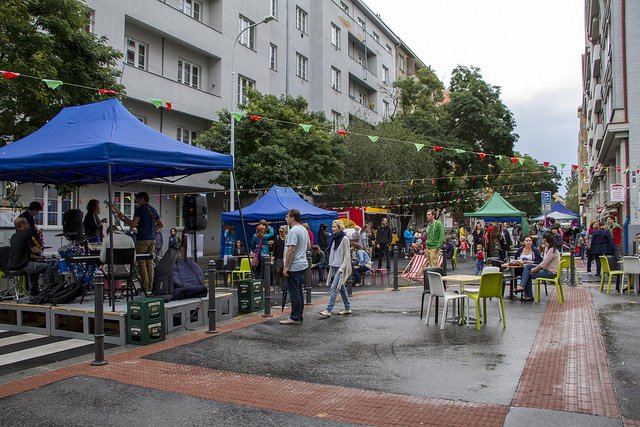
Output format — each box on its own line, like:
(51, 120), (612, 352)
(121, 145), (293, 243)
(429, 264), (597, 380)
(59, 244), (81, 259)
(57, 259), (69, 273)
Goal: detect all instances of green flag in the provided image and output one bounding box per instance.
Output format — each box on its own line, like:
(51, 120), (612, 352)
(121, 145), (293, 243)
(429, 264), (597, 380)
(43, 79), (63, 90)
(414, 143), (424, 152)
(231, 112), (246, 122)
(299, 124), (312, 132)
(368, 135), (379, 143)
(454, 149), (465, 154)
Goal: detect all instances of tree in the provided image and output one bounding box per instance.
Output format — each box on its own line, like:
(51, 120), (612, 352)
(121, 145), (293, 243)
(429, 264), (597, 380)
(564, 171), (579, 213)
(197, 91), (344, 197)
(0, 0), (123, 144)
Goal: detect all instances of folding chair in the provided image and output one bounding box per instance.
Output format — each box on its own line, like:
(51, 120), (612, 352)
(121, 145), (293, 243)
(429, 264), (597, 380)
(105, 248), (137, 301)
(401, 254), (427, 286)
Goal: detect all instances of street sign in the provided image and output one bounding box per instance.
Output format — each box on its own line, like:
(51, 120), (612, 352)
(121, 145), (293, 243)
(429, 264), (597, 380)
(541, 191), (552, 213)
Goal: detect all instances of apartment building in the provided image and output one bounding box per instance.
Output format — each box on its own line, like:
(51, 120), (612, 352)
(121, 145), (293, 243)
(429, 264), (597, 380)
(3, 0), (424, 255)
(580, 0), (640, 253)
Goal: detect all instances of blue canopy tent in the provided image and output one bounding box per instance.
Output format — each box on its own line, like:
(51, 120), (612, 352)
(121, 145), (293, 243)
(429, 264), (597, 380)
(220, 186), (337, 253)
(0, 98), (233, 364)
(531, 201), (580, 222)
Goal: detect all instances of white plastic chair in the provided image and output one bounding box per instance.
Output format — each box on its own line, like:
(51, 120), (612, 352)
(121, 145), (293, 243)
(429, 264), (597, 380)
(469, 266), (502, 320)
(621, 256), (640, 295)
(425, 271), (469, 329)
(482, 266), (500, 274)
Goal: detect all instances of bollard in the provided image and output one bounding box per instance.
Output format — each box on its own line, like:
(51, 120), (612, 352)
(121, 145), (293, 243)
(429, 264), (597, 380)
(305, 250), (313, 304)
(262, 254), (273, 317)
(206, 262), (218, 334)
(393, 246), (399, 291)
(207, 260), (216, 288)
(570, 239), (576, 287)
(347, 272), (353, 296)
(440, 243), (447, 274)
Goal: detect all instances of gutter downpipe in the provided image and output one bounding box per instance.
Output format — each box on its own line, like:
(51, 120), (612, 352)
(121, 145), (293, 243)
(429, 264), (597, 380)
(622, 0), (630, 254)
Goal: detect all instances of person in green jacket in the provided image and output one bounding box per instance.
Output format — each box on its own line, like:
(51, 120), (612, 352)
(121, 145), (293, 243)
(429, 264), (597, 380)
(426, 209), (444, 267)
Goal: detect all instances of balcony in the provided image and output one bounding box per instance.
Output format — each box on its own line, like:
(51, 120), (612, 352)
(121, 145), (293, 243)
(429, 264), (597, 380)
(594, 123), (604, 151)
(587, 99), (593, 120)
(593, 84), (603, 113)
(589, 15), (600, 43)
(592, 44), (601, 78)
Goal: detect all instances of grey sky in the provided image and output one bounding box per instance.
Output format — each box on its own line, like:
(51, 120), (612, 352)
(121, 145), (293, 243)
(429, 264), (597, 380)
(364, 0), (584, 192)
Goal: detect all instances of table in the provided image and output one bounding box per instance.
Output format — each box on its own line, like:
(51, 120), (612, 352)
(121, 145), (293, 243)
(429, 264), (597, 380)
(501, 262), (533, 299)
(441, 274), (481, 324)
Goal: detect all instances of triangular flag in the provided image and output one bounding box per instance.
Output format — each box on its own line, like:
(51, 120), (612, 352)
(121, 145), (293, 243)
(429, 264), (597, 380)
(625, 167), (630, 174)
(414, 143), (424, 152)
(165, 102), (172, 110)
(560, 163), (566, 169)
(368, 135), (378, 142)
(604, 167), (609, 173)
(1, 70), (20, 79)
(431, 178), (435, 185)
(497, 155), (503, 161)
(43, 79), (63, 90)
(249, 115), (263, 121)
(543, 161), (550, 167)
(518, 158), (525, 165)
(410, 179), (414, 186)
(337, 130), (349, 136)
(484, 175), (489, 183)
(150, 98), (165, 108)
(479, 153), (486, 160)
(454, 149), (465, 154)
(573, 164), (580, 171)
(378, 181), (384, 187)
(299, 124), (312, 132)
(98, 89), (119, 95)
(510, 157), (518, 164)
(433, 145), (443, 151)
(231, 112), (245, 121)
(616, 166), (621, 172)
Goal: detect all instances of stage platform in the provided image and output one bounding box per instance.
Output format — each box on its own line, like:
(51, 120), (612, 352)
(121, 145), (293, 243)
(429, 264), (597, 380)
(0, 289), (236, 346)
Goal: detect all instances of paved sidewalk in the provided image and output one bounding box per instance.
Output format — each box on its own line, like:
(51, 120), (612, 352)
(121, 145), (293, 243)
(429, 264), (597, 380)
(1, 258), (638, 426)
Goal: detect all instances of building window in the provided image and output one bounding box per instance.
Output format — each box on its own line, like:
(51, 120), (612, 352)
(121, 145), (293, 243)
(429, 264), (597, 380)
(331, 67), (341, 91)
(113, 191), (134, 220)
(239, 15), (255, 49)
(33, 186), (74, 228)
(181, 0), (202, 21)
(270, 0), (278, 19)
(340, 2), (349, 14)
(357, 17), (365, 29)
(358, 90), (367, 106)
(175, 196), (184, 228)
(237, 75), (255, 105)
(177, 59), (200, 88)
(135, 115), (147, 124)
(382, 65), (389, 84)
(372, 31), (379, 42)
(383, 100), (390, 118)
(269, 44), (278, 70)
(399, 54), (405, 73)
(386, 43), (392, 54)
(331, 111), (342, 130)
(177, 126), (199, 145)
(296, 53), (308, 80)
(296, 7), (308, 34)
(85, 8), (95, 34)
(331, 23), (341, 49)
(126, 38), (147, 70)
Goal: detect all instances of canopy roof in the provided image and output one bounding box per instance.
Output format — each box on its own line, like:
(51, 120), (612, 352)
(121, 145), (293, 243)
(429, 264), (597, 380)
(222, 186), (337, 222)
(0, 99), (233, 185)
(531, 201), (579, 221)
(463, 192), (526, 218)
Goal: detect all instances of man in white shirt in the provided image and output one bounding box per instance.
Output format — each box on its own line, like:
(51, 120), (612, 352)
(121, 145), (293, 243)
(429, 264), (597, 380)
(280, 209), (310, 325)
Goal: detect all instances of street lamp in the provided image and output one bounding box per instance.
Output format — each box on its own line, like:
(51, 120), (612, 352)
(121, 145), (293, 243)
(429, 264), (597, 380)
(229, 15), (275, 212)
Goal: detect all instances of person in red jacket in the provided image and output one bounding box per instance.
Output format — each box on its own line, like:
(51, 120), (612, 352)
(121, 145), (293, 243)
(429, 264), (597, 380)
(607, 216), (623, 260)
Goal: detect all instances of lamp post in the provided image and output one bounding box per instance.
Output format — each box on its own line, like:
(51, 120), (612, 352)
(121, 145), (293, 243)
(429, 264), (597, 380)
(229, 15), (275, 212)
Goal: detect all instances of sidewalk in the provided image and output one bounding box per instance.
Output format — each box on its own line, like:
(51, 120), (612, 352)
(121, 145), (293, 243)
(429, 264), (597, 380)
(1, 256), (638, 426)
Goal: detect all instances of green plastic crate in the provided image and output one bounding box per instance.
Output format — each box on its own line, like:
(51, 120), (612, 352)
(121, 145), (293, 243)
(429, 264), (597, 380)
(238, 295), (264, 313)
(127, 319), (165, 346)
(127, 297), (164, 323)
(237, 279), (263, 298)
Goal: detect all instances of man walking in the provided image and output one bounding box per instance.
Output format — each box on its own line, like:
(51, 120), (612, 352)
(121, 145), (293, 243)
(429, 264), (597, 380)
(375, 217), (392, 270)
(426, 209), (444, 267)
(280, 209), (310, 325)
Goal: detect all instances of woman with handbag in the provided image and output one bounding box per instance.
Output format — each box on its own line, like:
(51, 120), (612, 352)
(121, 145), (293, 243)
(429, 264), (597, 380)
(250, 219), (274, 279)
(319, 220), (353, 317)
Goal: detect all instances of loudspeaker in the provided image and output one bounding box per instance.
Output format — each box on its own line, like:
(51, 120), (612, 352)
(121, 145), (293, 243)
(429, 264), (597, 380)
(63, 209), (84, 239)
(183, 194), (207, 231)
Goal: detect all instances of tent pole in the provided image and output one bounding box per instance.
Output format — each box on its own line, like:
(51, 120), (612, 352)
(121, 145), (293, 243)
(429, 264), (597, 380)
(92, 164), (111, 366)
(232, 170), (253, 279)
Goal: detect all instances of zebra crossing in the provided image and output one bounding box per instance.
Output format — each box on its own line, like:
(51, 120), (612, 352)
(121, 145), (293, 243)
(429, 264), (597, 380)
(0, 329), (96, 376)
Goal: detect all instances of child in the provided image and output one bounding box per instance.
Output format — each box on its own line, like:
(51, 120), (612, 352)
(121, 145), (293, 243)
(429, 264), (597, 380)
(475, 244), (485, 275)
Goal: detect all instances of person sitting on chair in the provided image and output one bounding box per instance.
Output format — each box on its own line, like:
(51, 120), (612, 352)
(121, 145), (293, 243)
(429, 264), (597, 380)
(18, 201), (43, 249)
(352, 243), (371, 286)
(310, 244), (326, 285)
(8, 217), (53, 298)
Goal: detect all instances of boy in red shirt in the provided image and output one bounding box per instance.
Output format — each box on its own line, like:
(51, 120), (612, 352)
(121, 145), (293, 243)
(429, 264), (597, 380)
(475, 244), (485, 275)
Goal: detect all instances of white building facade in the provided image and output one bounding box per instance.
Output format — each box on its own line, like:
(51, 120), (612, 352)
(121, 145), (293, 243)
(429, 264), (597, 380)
(580, 0), (640, 253)
(2, 0), (424, 255)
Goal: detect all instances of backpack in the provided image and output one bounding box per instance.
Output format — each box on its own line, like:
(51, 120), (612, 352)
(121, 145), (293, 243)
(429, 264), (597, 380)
(171, 257), (207, 300)
(29, 280), (83, 305)
(152, 248), (181, 301)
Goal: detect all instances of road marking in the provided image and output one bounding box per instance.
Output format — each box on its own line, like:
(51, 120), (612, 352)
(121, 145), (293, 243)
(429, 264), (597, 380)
(0, 339), (92, 367)
(0, 333), (45, 347)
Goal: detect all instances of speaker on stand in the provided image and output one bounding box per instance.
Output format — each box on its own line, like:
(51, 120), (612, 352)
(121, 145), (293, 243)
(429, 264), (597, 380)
(183, 194), (208, 262)
(63, 209), (84, 242)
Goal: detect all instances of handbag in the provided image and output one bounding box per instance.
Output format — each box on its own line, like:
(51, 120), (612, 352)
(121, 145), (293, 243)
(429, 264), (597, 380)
(251, 237), (263, 269)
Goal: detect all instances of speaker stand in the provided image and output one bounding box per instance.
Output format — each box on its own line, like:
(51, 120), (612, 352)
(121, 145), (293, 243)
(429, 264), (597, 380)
(192, 230), (198, 263)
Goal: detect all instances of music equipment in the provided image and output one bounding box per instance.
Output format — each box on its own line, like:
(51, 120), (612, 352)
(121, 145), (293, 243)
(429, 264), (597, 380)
(183, 194), (207, 231)
(63, 209), (84, 240)
(67, 253), (153, 265)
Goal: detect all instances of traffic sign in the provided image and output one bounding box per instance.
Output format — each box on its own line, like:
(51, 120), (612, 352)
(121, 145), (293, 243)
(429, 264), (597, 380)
(541, 191), (552, 213)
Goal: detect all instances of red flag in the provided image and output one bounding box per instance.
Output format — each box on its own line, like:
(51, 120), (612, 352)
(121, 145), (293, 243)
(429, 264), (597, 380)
(478, 153), (486, 160)
(431, 178), (435, 185)
(98, 89), (119, 95)
(616, 166), (621, 172)
(572, 164), (579, 171)
(1, 70), (20, 79)
(165, 102), (172, 110)
(433, 145), (443, 151)
(543, 161), (550, 167)
(510, 157), (518, 164)
(249, 115), (263, 121)
(337, 130), (349, 136)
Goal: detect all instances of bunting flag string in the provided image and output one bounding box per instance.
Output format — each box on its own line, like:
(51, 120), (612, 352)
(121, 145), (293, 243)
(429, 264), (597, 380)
(1, 69), (121, 98)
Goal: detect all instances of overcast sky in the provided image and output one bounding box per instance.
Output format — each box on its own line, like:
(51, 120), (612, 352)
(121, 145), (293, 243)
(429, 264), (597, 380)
(364, 0), (584, 193)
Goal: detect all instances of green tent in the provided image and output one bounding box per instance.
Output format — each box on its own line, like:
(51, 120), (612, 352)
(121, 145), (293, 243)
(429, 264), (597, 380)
(464, 192), (529, 236)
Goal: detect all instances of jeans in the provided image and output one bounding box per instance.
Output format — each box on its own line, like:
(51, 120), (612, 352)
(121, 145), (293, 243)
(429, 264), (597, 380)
(520, 264), (556, 298)
(21, 261), (53, 296)
(286, 269), (306, 321)
(404, 242), (411, 256)
(135, 239), (156, 291)
(377, 244), (390, 269)
(311, 262), (326, 283)
(327, 266), (351, 312)
(352, 264), (370, 284)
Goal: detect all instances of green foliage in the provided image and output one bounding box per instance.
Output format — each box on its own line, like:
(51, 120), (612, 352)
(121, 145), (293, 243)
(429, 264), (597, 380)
(0, 0), (124, 144)
(564, 171), (580, 213)
(196, 91), (344, 197)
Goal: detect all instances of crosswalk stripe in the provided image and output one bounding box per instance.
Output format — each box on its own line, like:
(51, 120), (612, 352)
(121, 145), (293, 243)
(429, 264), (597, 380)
(0, 339), (92, 367)
(0, 333), (45, 347)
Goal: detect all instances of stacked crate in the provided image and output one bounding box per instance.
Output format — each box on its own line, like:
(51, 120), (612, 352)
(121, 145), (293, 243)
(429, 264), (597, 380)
(236, 279), (263, 313)
(126, 297), (165, 345)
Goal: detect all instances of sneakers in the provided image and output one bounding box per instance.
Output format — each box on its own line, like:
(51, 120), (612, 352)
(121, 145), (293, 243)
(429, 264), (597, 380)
(319, 309), (331, 317)
(279, 318), (301, 325)
(338, 309), (353, 315)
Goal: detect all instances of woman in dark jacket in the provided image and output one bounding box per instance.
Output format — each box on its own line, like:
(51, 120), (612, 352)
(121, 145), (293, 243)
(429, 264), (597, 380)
(471, 223), (484, 255)
(590, 220), (614, 276)
(83, 199), (106, 243)
(512, 235), (543, 278)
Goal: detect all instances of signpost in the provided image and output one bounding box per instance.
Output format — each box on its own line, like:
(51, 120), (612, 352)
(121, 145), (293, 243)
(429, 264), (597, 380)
(541, 191), (552, 213)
